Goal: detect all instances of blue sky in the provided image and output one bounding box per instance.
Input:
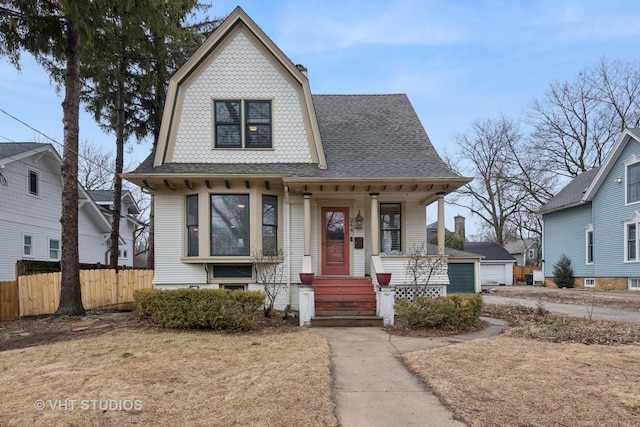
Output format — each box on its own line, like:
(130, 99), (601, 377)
(1, 0), (639, 237)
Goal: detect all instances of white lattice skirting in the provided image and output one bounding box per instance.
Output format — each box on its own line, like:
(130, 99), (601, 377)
(394, 285), (446, 301)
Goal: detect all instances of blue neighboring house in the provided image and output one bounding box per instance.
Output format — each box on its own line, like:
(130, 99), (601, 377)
(539, 128), (640, 290)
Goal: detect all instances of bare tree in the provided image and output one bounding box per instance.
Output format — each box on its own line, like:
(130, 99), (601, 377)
(529, 58), (640, 177)
(78, 141), (114, 190)
(448, 116), (528, 245)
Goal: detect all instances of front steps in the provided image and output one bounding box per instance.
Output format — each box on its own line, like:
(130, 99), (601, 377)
(311, 277), (383, 327)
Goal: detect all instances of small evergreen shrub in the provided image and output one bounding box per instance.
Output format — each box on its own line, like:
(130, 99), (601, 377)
(133, 288), (265, 330)
(395, 293), (483, 331)
(552, 254), (574, 288)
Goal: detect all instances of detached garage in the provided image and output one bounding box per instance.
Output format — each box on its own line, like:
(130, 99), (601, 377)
(427, 244), (482, 293)
(465, 242), (516, 286)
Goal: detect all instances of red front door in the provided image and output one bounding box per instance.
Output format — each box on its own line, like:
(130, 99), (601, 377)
(321, 207), (350, 275)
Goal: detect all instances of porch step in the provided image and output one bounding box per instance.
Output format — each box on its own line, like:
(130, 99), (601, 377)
(311, 315), (384, 328)
(315, 308), (377, 317)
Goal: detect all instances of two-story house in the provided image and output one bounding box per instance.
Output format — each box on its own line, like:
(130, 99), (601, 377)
(0, 142), (143, 281)
(540, 128), (640, 289)
(123, 7), (471, 317)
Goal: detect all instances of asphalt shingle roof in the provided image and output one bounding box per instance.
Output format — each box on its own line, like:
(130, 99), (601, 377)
(538, 167), (600, 214)
(465, 242), (516, 261)
(0, 142), (50, 160)
(130, 94), (461, 180)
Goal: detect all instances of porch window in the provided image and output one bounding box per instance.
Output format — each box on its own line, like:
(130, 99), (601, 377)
(211, 194), (250, 256)
(380, 203), (401, 253)
(186, 195), (199, 256)
(627, 161), (640, 204)
(262, 195), (278, 255)
(214, 100), (272, 148)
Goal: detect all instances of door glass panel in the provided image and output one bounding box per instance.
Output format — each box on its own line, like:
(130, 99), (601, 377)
(325, 210), (345, 266)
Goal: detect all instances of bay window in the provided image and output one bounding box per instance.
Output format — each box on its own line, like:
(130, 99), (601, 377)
(211, 194), (250, 256)
(262, 195), (278, 255)
(186, 195), (199, 256)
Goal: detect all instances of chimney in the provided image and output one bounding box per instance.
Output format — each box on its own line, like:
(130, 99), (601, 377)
(454, 215), (465, 241)
(295, 64), (308, 77)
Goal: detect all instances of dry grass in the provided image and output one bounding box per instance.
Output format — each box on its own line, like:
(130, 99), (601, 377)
(0, 328), (337, 427)
(402, 303), (640, 426)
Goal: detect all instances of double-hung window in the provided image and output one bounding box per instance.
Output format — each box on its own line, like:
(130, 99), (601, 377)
(627, 160), (640, 204)
(23, 234), (33, 257)
(186, 195), (199, 256)
(49, 238), (60, 261)
(262, 195), (278, 256)
(380, 203), (401, 253)
(585, 225), (594, 264)
(211, 194), (250, 256)
(626, 221), (639, 262)
(214, 100), (272, 148)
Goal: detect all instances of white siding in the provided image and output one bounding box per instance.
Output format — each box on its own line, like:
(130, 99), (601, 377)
(154, 194), (207, 285)
(171, 31), (312, 164)
(0, 154), (62, 280)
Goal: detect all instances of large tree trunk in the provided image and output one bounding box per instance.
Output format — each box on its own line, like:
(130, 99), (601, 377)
(109, 60), (125, 268)
(56, 24), (85, 317)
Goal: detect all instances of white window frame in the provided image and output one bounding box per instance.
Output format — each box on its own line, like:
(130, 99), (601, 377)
(629, 278), (640, 290)
(625, 155), (640, 205)
(585, 224), (594, 265)
(27, 169), (39, 196)
(118, 247), (129, 260)
(623, 212), (640, 262)
(22, 234), (34, 258)
(584, 278), (595, 288)
(48, 238), (60, 261)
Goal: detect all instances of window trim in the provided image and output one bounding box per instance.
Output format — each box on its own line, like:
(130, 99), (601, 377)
(48, 238), (60, 261)
(584, 278), (595, 288)
(262, 195), (278, 256)
(624, 212), (640, 263)
(626, 155), (640, 205)
(22, 234), (34, 258)
(186, 194), (199, 257)
(213, 99), (272, 149)
(28, 169), (38, 196)
(585, 224), (594, 265)
(380, 203), (402, 253)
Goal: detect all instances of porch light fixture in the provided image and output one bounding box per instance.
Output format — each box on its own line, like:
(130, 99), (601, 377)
(354, 210), (364, 229)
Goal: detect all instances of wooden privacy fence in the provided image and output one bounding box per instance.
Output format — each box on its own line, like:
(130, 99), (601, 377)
(513, 266), (542, 282)
(1, 281), (19, 321)
(14, 269), (153, 318)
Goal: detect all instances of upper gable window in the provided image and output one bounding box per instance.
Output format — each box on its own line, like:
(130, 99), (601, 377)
(214, 100), (272, 149)
(627, 161), (640, 204)
(28, 170), (38, 196)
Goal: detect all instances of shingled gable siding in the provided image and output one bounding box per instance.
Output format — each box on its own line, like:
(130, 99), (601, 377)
(543, 204), (593, 278)
(171, 30), (313, 165)
(591, 137), (640, 278)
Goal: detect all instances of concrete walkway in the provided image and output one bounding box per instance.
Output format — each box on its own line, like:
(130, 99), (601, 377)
(483, 295), (640, 324)
(312, 317), (509, 427)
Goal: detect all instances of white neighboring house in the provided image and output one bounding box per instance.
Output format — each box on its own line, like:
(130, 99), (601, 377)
(88, 189), (144, 267)
(0, 142), (137, 281)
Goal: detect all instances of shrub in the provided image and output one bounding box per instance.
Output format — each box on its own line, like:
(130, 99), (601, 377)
(133, 288), (265, 330)
(552, 254), (574, 288)
(395, 293), (483, 331)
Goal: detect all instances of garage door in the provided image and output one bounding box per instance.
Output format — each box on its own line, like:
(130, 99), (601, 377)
(481, 264), (506, 285)
(447, 263), (475, 293)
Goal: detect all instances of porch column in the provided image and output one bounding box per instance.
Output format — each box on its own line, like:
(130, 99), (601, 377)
(301, 192), (313, 273)
(370, 193), (380, 255)
(437, 192), (446, 255)
(303, 193), (312, 257)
